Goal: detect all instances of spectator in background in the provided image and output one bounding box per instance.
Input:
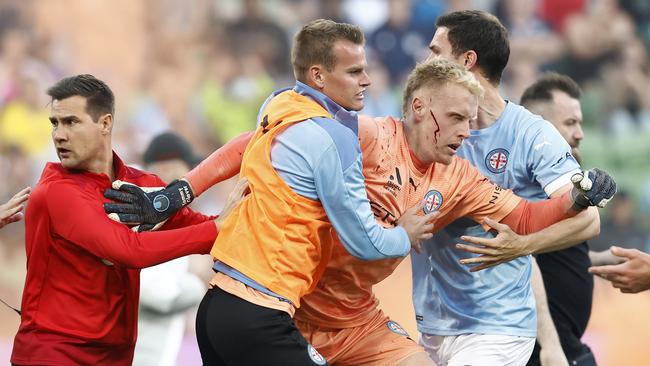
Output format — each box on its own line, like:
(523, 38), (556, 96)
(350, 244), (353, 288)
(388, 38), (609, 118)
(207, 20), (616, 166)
(361, 59), (401, 117)
(199, 35), (274, 146)
(0, 72), (52, 157)
(619, 0), (650, 50)
(226, 0), (291, 80)
(590, 191), (646, 252)
(600, 35), (650, 133)
(0, 145), (36, 209)
(537, 0), (585, 33)
(367, 0), (428, 84)
(561, 0), (635, 85)
(0, 187), (29, 230)
(496, 0), (564, 64)
(495, 0), (565, 100)
(133, 132), (207, 366)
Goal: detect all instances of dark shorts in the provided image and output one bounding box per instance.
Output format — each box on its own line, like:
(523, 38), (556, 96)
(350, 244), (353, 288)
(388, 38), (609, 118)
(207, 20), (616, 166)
(527, 343), (596, 366)
(195, 286), (328, 366)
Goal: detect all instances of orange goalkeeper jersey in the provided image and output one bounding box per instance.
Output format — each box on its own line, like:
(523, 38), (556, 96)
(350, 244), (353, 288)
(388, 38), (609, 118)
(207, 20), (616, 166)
(294, 115), (522, 328)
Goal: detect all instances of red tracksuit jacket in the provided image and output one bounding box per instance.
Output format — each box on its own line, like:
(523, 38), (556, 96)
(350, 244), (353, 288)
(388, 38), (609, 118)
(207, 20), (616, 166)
(11, 153), (217, 365)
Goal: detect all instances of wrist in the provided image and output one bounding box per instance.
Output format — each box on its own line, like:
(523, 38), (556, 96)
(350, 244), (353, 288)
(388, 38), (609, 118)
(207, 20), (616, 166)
(168, 179), (195, 207)
(522, 234), (535, 256)
(180, 178), (196, 198)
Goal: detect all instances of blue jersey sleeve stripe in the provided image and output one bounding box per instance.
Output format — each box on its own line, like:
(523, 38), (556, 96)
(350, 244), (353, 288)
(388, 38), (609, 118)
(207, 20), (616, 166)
(311, 116), (361, 171)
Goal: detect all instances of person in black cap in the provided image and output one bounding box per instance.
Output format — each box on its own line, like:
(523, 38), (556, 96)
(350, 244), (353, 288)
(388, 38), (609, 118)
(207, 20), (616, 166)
(142, 132), (203, 183)
(133, 132), (207, 366)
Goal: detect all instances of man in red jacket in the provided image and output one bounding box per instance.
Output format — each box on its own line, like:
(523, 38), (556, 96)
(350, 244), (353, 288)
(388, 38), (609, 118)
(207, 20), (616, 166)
(10, 74), (241, 366)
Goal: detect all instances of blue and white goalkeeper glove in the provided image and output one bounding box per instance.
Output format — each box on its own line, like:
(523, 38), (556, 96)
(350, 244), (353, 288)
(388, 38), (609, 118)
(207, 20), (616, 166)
(103, 179), (194, 232)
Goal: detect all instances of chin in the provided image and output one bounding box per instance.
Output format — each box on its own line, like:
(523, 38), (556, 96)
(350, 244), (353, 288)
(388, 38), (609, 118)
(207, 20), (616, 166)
(435, 155), (453, 165)
(60, 159), (79, 169)
(346, 102), (364, 112)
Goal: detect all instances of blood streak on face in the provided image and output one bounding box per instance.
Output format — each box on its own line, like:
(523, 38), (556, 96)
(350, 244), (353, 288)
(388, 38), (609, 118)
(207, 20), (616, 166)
(430, 109), (441, 144)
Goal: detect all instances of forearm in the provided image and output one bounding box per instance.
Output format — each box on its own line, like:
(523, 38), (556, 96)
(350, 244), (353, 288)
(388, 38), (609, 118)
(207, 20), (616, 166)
(183, 131), (252, 196)
(317, 149), (409, 260)
(501, 191), (577, 236)
(524, 207), (599, 254)
(531, 259), (564, 353)
(93, 221), (218, 268)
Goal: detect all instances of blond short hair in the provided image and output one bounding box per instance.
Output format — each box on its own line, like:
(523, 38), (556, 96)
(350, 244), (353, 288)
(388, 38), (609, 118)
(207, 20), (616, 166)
(402, 58), (483, 115)
(291, 19), (365, 82)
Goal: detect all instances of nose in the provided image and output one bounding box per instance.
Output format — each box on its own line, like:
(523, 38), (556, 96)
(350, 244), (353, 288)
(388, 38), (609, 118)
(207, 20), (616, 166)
(574, 124), (584, 143)
(459, 120), (471, 139)
(52, 125), (68, 143)
(360, 70), (371, 87)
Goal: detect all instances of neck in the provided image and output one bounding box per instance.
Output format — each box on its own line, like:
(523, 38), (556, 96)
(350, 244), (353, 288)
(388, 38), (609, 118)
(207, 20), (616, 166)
(473, 74), (506, 130)
(403, 120), (431, 173)
(87, 143), (115, 181)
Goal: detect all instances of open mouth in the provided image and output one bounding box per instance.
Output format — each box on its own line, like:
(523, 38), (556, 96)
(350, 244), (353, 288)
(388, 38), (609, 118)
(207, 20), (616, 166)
(448, 143), (461, 152)
(57, 147), (71, 157)
(356, 90), (365, 99)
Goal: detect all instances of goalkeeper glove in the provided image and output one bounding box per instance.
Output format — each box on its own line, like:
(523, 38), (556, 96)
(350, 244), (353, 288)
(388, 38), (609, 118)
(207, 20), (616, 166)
(570, 168), (617, 211)
(103, 179), (194, 232)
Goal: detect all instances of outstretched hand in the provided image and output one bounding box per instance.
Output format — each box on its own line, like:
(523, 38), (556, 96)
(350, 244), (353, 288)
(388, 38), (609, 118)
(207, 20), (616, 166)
(589, 246), (650, 293)
(0, 187), (31, 229)
(455, 217), (532, 272)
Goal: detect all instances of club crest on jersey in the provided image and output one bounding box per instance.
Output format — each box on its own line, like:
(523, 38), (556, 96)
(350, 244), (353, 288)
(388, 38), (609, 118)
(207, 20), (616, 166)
(386, 321), (409, 337)
(485, 148), (509, 174)
(423, 190), (443, 214)
(307, 344), (327, 365)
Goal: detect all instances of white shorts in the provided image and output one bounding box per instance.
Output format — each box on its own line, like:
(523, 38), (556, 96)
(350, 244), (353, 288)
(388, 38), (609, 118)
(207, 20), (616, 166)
(419, 333), (535, 366)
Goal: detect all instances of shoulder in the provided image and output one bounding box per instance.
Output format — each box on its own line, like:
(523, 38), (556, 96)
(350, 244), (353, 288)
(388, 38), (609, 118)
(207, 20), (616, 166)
(505, 103), (557, 136)
(279, 117), (362, 169)
(359, 115), (398, 142)
(121, 165), (165, 187)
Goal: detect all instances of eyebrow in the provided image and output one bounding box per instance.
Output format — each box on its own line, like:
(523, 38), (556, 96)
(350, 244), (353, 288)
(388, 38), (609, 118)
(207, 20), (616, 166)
(448, 110), (471, 119)
(345, 65), (365, 72)
(49, 115), (80, 123)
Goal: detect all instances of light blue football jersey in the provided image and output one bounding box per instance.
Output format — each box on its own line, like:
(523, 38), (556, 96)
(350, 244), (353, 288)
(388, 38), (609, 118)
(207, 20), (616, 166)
(411, 101), (580, 337)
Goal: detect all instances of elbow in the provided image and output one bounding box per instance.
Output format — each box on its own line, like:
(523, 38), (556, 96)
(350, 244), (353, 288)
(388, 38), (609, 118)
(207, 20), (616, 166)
(109, 254), (151, 269)
(348, 249), (383, 261)
(344, 244), (404, 261)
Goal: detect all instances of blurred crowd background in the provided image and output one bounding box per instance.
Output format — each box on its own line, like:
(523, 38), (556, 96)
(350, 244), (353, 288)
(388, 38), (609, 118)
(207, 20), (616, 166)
(0, 0), (649, 364)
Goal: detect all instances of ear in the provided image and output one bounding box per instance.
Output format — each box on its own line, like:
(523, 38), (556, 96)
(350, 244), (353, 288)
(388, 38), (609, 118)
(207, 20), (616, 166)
(99, 114), (113, 135)
(410, 96), (426, 122)
(461, 50), (478, 70)
(307, 65), (325, 90)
